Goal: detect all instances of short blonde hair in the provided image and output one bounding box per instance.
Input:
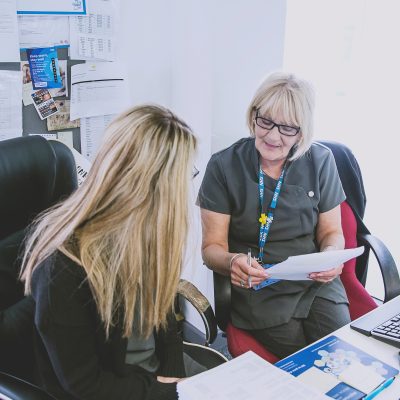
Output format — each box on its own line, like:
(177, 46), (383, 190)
(246, 71), (315, 160)
(22, 104), (197, 338)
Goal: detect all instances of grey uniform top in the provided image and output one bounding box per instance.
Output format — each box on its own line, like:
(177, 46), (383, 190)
(198, 138), (349, 330)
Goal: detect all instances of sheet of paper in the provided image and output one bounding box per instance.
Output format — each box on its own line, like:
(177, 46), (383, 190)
(18, 15), (69, 49)
(178, 352), (330, 400)
(80, 114), (115, 161)
(47, 100), (80, 131)
(29, 131), (73, 149)
(56, 131), (74, 148)
(70, 147), (91, 186)
(17, 0), (87, 15)
(69, 0), (119, 61)
(0, 70), (22, 141)
(267, 246), (364, 280)
(338, 362), (385, 394)
(70, 62), (129, 120)
(22, 60), (68, 106)
(0, 0), (20, 61)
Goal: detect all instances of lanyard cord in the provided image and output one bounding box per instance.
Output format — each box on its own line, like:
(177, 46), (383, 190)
(257, 164), (286, 261)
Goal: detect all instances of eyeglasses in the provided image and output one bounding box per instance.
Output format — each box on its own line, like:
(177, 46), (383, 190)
(254, 110), (300, 137)
(192, 166), (200, 179)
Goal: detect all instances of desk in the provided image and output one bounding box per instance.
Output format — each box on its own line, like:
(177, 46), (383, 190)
(302, 298), (400, 400)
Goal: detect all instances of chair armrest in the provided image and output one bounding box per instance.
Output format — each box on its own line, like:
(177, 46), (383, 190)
(213, 272), (231, 332)
(177, 279), (218, 346)
(357, 233), (400, 302)
(0, 371), (57, 400)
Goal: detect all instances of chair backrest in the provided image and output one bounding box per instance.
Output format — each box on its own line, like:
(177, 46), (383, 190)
(0, 136), (78, 386)
(0, 136), (77, 240)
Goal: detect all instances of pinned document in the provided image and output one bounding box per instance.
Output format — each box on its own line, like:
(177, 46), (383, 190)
(70, 62), (130, 120)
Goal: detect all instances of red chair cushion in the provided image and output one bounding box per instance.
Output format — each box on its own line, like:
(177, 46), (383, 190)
(226, 322), (279, 363)
(340, 201), (377, 319)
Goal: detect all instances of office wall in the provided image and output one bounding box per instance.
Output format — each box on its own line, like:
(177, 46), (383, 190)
(118, 0), (286, 332)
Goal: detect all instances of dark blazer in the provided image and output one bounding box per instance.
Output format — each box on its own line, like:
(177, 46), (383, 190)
(31, 251), (185, 400)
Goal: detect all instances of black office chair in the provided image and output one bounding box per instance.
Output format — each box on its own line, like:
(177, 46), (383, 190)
(0, 136), (78, 390)
(0, 136), (226, 400)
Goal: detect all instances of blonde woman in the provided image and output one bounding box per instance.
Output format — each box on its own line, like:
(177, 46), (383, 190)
(199, 72), (350, 358)
(21, 105), (197, 400)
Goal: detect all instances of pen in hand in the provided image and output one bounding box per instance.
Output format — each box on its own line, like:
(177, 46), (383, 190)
(247, 248), (252, 288)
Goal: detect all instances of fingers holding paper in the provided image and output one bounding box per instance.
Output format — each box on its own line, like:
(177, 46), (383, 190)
(309, 264), (344, 283)
(230, 255), (269, 288)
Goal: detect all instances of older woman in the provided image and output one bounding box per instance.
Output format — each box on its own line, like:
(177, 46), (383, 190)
(21, 105), (197, 400)
(198, 72), (350, 358)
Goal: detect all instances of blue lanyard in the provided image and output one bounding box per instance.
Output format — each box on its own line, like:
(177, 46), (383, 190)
(257, 165), (286, 261)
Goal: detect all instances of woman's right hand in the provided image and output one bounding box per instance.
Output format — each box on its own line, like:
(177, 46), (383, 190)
(230, 254), (269, 289)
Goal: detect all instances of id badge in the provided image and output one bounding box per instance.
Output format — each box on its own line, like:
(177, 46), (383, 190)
(252, 263), (280, 291)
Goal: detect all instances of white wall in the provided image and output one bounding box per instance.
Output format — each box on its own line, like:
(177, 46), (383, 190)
(284, 0), (400, 300)
(118, 0), (286, 332)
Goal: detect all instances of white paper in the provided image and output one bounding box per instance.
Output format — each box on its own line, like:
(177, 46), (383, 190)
(28, 131), (74, 149)
(338, 362), (385, 394)
(0, 70), (22, 141)
(70, 62), (129, 120)
(267, 247), (365, 280)
(17, 0), (87, 15)
(178, 352), (330, 400)
(22, 60), (68, 106)
(80, 114), (115, 161)
(69, 0), (118, 61)
(0, 0), (20, 61)
(18, 15), (70, 49)
(70, 147), (91, 186)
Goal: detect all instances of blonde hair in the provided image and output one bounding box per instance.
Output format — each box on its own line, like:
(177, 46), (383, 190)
(21, 104), (197, 338)
(246, 71), (315, 160)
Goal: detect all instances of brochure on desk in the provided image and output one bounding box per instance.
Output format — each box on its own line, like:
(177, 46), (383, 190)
(276, 335), (398, 400)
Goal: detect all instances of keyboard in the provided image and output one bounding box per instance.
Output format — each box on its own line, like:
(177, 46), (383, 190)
(371, 312), (400, 346)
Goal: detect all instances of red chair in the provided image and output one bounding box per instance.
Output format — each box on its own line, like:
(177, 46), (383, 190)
(213, 141), (400, 363)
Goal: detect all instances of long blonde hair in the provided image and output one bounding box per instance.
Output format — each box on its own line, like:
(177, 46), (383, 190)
(21, 104), (197, 338)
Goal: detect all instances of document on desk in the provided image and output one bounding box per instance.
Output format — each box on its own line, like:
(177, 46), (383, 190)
(0, 0), (20, 62)
(267, 246), (364, 280)
(69, 0), (119, 61)
(0, 70), (22, 141)
(18, 15), (70, 49)
(178, 351), (330, 400)
(70, 62), (130, 120)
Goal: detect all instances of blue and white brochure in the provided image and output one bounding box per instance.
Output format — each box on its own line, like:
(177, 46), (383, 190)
(27, 47), (62, 90)
(276, 335), (398, 400)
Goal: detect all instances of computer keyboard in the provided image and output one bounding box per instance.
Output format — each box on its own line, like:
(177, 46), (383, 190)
(371, 313), (400, 346)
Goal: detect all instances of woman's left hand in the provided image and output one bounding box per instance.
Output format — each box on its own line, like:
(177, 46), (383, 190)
(309, 264), (343, 283)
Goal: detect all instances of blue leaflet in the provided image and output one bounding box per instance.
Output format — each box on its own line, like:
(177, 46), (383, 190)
(27, 47), (62, 90)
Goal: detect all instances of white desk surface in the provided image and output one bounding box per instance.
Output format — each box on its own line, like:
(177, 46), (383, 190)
(333, 324), (400, 400)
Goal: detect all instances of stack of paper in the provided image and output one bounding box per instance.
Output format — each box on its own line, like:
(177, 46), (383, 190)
(178, 351), (330, 400)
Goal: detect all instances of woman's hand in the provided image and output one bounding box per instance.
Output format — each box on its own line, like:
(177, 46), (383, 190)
(230, 254), (269, 289)
(309, 264), (343, 283)
(157, 376), (185, 383)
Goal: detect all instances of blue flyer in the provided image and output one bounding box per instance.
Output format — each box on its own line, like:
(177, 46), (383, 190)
(276, 335), (398, 399)
(26, 47), (62, 90)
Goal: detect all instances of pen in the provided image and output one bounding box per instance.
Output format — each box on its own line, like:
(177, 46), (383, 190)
(363, 376), (395, 400)
(247, 248), (252, 288)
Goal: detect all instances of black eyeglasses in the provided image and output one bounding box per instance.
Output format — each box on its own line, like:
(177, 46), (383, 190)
(255, 110), (300, 137)
(192, 166), (200, 179)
